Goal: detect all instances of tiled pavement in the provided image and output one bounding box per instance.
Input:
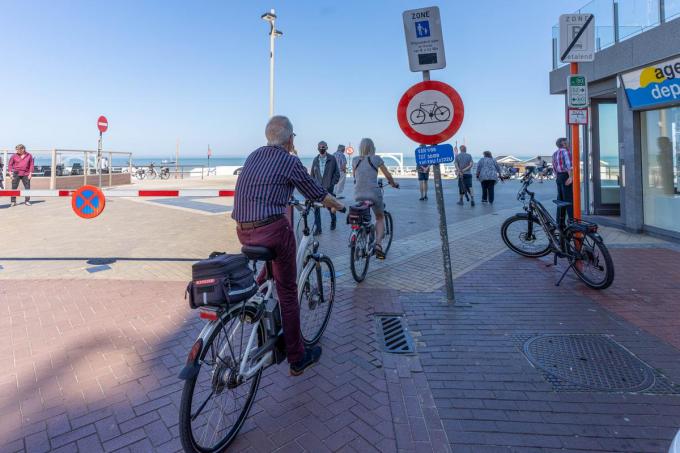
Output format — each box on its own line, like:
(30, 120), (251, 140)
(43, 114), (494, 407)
(2, 178), (680, 452)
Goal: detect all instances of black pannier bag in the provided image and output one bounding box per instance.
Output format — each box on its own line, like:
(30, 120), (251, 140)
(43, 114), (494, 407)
(186, 254), (257, 309)
(347, 203), (372, 225)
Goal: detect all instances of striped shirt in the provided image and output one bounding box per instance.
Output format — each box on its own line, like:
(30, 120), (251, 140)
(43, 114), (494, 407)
(552, 147), (572, 174)
(232, 145), (327, 222)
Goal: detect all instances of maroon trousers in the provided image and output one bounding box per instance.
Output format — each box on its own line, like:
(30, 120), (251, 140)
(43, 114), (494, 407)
(237, 218), (304, 363)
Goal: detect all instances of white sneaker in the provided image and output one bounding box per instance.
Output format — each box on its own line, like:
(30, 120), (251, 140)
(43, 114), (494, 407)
(25, 201), (32, 206)
(10, 202), (16, 207)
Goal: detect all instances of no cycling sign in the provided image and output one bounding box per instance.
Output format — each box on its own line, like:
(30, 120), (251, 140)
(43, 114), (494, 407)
(397, 80), (464, 145)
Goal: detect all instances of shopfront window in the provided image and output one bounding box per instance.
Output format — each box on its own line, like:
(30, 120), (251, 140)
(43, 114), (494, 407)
(598, 103), (620, 206)
(641, 107), (680, 233)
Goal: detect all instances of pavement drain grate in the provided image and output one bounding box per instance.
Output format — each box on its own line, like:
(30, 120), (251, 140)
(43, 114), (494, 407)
(375, 314), (415, 354)
(517, 334), (680, 394)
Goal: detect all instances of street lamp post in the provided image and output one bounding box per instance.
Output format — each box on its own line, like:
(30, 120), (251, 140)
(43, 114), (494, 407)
(261, 9), (283, 118)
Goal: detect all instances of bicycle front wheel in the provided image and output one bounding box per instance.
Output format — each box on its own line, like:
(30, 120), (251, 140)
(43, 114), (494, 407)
(383, 211), (394, 255)
(298, 256), (335, 345)
(179, 307), (264, 453)
(569, 231), (615, 290)
(501, 214), (551, 258)
(350, 229), (371, 282)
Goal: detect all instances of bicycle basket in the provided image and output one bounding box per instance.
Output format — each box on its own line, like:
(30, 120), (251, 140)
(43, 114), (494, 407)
(347, 203), (372, 225)
(567, 219), (598, 234)
(186, 253), (257, 309)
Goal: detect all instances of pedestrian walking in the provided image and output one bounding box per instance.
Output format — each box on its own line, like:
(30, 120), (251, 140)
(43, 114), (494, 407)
(311, 141), (340, 233)
(417, 164), (429, 200)
(454, 145), (475, 206)
(333, 144), (348, 199)
(0, 156), (4, 189)
(352, 138), (399, 260)
(552, 137), (574, 225)
(8, 144), (34, 206)
(476, 151), (503, 204)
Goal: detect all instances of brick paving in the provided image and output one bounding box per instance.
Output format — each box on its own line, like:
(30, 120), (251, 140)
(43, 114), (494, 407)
(2, 178), (680, 452)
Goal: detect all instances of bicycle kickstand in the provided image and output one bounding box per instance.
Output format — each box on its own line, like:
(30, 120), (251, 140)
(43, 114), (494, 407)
(555, 262), (574, 287)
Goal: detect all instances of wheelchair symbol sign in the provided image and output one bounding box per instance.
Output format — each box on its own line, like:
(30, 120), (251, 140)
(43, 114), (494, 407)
(415, 21), (430, 38)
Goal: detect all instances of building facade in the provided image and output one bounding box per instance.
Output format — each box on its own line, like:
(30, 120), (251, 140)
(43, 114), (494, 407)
(549, 0), (680, 240)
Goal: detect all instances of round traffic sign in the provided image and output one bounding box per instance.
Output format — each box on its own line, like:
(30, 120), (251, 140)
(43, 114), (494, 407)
(397, 81), (464, 145)
(72, 185), (106, 219)
(97, 115), (108, 133)
(346, 146), (354, 155)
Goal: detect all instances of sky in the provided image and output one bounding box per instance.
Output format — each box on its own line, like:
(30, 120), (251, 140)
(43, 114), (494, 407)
(0, 0), (584, 159)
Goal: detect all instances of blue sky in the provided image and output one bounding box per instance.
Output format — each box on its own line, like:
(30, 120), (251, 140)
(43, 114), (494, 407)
(0, 1), (583, 159)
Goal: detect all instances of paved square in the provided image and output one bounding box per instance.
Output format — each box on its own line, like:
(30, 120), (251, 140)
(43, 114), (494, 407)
(2, 178), (679, 452)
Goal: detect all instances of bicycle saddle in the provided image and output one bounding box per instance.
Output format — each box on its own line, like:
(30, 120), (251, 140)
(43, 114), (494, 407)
(552, 200), (572, 208)
(241, 245), (277, 262)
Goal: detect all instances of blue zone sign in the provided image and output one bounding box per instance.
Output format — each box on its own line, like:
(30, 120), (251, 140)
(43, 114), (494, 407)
(415, 144), (454, 165)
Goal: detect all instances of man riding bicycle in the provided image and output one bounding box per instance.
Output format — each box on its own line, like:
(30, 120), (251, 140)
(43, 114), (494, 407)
(352, 138), (399, 260)
(232, 115), (344, 376)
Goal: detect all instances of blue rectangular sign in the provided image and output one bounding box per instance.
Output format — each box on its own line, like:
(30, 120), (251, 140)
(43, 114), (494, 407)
(621, 56), (680, 110)
(415, 144), (454, 165)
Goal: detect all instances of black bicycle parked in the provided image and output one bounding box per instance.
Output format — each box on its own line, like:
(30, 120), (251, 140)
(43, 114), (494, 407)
(500, 170), (615, 289)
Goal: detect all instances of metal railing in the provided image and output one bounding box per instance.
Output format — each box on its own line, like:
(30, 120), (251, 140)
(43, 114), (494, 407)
(552, 0), (679, 69)
(1, 148), (134, 189)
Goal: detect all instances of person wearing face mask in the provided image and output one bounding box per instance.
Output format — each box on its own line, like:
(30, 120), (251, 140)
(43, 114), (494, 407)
(310, 140), (340, 234)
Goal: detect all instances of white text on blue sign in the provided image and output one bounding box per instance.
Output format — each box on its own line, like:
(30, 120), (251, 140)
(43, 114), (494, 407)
(415, 144), (454, 165)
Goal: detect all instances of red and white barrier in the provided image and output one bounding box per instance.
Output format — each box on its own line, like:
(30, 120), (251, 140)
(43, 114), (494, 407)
(0, 189), (235, 198)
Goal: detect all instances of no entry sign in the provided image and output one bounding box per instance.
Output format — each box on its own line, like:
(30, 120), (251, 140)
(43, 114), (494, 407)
(97, 116), (108, 133)
(72, 185), (106, 219)
(397, 80), (464, 145)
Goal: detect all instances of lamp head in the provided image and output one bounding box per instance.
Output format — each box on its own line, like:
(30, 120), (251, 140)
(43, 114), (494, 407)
(261, 10), (276, 22)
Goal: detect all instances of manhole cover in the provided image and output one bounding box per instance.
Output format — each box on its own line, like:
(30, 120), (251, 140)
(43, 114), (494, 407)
(523, 335), (655, 392)
(86, 258), (117, 265)
(376, 314), (415, 354)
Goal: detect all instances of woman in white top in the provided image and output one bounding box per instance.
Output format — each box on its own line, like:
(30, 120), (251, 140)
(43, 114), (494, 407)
(352, 138), (399, 259)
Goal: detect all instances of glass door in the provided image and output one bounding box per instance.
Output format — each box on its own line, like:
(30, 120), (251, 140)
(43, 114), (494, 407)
(592, 101), (621, 215)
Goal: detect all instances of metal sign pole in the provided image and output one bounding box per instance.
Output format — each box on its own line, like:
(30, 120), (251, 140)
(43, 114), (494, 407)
(97, 132), (102, 188)
(570, 62), (581, 220)
(422, 70), (455, 303)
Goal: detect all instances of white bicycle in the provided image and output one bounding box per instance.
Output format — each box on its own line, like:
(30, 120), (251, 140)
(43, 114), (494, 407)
(291, 198), (337, 345)
(178, 200), (341, 452)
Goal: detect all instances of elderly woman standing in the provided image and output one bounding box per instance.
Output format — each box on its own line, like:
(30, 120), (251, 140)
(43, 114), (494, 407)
(353, 138), (399, 259)
(476, 150), (502, 204)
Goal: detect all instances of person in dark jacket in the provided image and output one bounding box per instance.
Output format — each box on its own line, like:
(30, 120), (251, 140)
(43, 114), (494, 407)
(311, 140), (340, 233)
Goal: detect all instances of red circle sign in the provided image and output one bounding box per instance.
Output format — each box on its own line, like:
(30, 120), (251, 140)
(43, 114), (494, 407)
(346, 146), (354, 155)
(71, 185), (106, 219)
(397, 81), (464, 145)
(97, 115), (108, 133)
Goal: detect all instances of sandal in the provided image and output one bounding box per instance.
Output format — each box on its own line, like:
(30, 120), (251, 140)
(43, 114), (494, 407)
(375, 244), (386, 260)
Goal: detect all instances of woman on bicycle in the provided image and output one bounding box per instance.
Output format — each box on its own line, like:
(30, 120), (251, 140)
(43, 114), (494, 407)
(352, 138), (399, 259)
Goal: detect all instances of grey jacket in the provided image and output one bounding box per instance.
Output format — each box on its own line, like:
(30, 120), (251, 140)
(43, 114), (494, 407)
(311, 154), (340, 191)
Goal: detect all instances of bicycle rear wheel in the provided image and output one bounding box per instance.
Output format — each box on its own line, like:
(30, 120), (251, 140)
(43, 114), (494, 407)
(501, 214), (551, 258)
(179, 307), (264, 453)
(298, 256), (335, 345)
(383, 211), (394, 256)
(350, 229), (371, 282)
(568, 231), (615, 290)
